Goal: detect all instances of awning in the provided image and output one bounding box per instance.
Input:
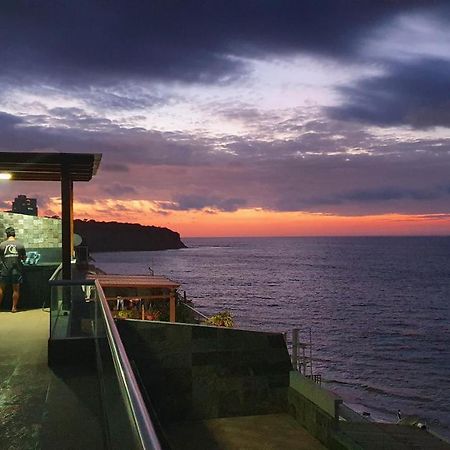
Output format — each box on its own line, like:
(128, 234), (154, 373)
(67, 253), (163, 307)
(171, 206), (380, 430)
(0, 152), (101, 181)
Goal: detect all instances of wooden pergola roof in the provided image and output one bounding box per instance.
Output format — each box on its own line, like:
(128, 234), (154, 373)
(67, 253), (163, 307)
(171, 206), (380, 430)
(0, 152), (102, 181)
(88, 274), (180, 289)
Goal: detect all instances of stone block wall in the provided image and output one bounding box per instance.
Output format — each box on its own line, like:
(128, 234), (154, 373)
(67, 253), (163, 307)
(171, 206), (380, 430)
(117, 320), (293, 424)
(0, 212), (61, 248)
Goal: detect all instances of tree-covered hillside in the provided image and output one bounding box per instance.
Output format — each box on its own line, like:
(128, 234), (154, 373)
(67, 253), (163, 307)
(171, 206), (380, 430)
(74, 219), (187, 252)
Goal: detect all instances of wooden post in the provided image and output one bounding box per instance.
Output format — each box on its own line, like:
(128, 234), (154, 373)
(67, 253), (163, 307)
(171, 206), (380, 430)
(61, 162), (73, 280)
(169, 290), (176, 322)
(302, 345), (306, 375)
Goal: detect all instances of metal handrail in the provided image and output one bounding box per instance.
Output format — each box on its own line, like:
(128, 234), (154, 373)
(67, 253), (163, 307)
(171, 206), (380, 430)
(45, 264), (63, 315)
(94, 279), (162, 450)
(179, 301), (209, 320)
(48, 263), (63, 282)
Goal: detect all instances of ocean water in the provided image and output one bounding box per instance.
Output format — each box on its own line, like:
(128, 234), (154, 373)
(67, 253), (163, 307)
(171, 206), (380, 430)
(93, 236), (450, 438)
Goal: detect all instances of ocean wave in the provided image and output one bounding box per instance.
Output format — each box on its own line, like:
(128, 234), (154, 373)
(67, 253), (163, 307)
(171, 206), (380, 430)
(324, 379), (434, 404)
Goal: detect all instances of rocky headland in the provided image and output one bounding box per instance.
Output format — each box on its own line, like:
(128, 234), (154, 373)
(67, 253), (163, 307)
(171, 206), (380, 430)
(74, 219), (187, 252)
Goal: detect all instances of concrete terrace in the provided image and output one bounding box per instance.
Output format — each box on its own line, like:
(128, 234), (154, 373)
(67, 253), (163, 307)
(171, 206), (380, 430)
(0, 309), (329, 450)
(0, 309), (103, 450)
(2, 308), (450, 450)
(166, 413), (327, 450)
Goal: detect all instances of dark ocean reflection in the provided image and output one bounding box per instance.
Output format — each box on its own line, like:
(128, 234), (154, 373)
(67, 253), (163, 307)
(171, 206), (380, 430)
(94, 236), (450, 438)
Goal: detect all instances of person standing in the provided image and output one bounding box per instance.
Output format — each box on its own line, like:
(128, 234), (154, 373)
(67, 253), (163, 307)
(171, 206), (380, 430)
(0, 227), (26, 312)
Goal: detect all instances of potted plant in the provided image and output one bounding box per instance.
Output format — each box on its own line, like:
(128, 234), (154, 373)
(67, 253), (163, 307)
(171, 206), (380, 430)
(205, 311), (234, 328)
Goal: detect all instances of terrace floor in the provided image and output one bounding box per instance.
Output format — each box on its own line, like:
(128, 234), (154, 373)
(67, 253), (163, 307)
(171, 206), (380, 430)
(0, 309), (103, 450)
(165, 413), (327, 450)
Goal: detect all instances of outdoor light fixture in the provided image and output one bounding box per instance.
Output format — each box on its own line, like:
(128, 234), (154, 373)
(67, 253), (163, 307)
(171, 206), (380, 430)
(0, 173), (12, 180)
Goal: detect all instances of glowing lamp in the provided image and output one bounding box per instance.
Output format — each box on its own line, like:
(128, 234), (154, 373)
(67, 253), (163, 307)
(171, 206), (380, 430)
(0, 173), (12, 180)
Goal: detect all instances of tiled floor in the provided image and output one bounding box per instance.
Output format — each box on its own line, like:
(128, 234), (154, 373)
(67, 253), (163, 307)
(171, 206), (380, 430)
(0, 309), (103, 450)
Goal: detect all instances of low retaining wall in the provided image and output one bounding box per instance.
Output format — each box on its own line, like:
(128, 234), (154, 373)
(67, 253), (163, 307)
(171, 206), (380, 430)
(288, 371), (344, 448)
(117, 320), (292, 423)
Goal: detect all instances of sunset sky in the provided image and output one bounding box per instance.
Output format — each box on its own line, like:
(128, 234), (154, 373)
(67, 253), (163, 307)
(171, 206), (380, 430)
(1, 1), (450, 237)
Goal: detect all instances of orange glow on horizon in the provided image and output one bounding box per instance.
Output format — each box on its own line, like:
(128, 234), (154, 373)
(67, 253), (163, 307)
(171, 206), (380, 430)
(41, 197), (450, 238)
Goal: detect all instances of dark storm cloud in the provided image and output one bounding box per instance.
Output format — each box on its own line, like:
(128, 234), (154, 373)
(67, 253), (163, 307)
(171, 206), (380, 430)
(342, 187), (442, 202)
(261, 153), (450, 215)
(410, 214), (450, 221)
(103, 183), (138, 197)
(77, 197), (96, 205)
(1, 0), (446, 86)
(0, 111), (24, 127)
(327, 58), (450, 129)
(102, 163), (130, 173)
(303, 185), (448, 207)
(172, 195), (247, 212)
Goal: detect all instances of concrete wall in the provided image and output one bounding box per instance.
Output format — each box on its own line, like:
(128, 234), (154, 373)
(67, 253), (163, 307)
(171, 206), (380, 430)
(288, 371), (344, 448)
(117, 320), (292, 424)
(290, 371), (342, 418)
(0, 211), (61, 248)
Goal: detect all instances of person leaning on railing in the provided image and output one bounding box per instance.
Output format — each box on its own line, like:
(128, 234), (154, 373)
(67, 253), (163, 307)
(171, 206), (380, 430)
(0, 227), (26, 313)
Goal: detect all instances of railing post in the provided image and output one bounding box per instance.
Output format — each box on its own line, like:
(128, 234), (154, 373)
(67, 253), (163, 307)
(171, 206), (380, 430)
(292, 328), (299, 371)
(309, 327), (313, 377)
(169, 290), (176, 322)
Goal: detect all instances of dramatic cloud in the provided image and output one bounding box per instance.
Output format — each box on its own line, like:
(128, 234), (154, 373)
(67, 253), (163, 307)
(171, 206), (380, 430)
(103, 183), (138, 198)
(2, 105), (450, 218)
(1, 1), (450, 234)
(101, 163), (130, 173)
(328, 58), (450, 128)
(0, 109), (209, 166)
(299, 184), (450, 209)
(1, 1), (447, 86)
(172, 195), (247, 212)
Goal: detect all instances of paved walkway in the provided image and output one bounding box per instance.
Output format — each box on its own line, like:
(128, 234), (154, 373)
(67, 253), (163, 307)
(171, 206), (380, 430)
(0, 309), (103, 450)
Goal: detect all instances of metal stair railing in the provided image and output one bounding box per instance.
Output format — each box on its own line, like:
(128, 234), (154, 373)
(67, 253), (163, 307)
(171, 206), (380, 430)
(94, 279), (162, 450)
